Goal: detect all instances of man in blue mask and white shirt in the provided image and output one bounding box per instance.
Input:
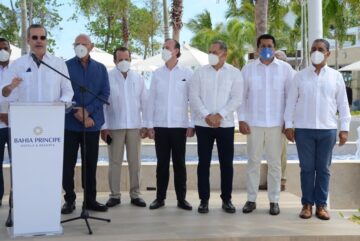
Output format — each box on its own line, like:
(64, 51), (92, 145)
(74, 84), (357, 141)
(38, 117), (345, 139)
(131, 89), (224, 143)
(238, 34), (295, 216)
(284, 39), (350, 220)
(101, 46), (148, 208)
(146, 39), (194, 211)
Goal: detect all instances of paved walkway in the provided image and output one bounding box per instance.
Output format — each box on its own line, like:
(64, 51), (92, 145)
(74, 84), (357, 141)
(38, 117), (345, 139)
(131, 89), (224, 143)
(0, 191), (359, 241)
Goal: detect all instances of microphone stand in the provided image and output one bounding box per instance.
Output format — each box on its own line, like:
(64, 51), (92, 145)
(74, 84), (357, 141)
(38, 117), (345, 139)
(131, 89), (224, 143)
(30, 54), (110, 234)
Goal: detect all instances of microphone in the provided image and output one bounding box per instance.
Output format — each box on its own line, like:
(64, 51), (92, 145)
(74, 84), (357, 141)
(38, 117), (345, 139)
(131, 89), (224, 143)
(30, 53), (41, 66)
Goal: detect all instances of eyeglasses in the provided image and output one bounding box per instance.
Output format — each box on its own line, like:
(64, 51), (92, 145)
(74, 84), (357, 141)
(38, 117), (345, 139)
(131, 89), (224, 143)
(31, 35), (47, 41)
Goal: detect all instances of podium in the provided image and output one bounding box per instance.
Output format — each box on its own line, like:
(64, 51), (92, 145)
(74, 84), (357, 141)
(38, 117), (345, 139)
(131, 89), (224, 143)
(9, 102), (65, 237)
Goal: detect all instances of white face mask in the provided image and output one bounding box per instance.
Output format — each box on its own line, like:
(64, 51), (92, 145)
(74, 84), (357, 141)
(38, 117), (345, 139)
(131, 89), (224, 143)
(161, 49), (172, 62)
(0, 50), (10, 62)
(310, 51), (325, 65)
(74, 44), (88, 59)
(117, 60), (130, 73)
(208, 53), (219, 66)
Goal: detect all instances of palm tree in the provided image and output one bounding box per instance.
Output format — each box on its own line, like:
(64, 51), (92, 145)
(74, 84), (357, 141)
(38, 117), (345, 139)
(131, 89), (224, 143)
(170, 0), (183, 41)
(20, 0), (28, 55)
(163, 0), (170, 39)
(255, 0), (268, 38)
(323, 0), (351, 69)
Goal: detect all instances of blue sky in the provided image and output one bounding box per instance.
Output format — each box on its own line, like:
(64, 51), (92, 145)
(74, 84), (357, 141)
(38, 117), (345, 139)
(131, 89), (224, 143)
(50, 0), (229, 59)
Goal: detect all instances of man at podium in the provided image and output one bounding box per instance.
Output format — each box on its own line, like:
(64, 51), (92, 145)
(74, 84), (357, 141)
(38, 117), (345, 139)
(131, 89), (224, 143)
(1, 24), (73, 102)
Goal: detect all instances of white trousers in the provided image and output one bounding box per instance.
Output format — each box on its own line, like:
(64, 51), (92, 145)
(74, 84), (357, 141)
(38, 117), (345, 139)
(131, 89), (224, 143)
(246, 126), (282, 203)
(108, 129), (141, 199)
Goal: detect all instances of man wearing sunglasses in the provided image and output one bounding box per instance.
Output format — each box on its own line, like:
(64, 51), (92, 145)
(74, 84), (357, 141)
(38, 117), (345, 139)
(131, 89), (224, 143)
(238, 34), (295, 216)
(2, 24), (73, 103)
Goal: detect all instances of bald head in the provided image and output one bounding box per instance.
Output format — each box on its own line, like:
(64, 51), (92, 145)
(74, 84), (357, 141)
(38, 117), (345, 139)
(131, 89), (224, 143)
(275, 50), (287, 61)
(73, 34), (94, 59)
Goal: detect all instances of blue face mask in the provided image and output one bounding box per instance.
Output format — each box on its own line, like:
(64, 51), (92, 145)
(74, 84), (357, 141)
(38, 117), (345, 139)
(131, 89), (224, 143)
(259, 47), (274, 61)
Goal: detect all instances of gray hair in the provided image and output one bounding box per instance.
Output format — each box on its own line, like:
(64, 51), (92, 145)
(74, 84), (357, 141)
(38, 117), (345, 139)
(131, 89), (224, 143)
(27, 24), (47, 38)
(211, 40), (227, 52)
(313, 39), (330, 51)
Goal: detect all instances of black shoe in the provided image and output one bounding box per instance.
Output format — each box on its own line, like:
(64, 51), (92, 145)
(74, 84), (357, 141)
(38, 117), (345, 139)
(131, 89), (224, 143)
(131, 197), (146, 207)
(106, 198), (121, 207)
(269, 202), (280, 215)
(197, 200), (209, 214)
(149, 199), (164, 210)
(242, 201), (256, 213)
(177, 200), (192, 211)
(61, 202), (75, 214)
(85, 201), (108, 212)
(222, 200), (236, 213)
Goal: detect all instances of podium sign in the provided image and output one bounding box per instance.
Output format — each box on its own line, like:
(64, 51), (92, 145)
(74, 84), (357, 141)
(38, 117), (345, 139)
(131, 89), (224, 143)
(9, 102), (65, 237)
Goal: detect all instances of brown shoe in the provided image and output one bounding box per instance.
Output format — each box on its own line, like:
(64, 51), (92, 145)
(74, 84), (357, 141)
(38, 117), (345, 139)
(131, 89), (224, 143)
(299, 204), (312, 219)
(316, 206), (330, 220)
(259, 183), (267, 190)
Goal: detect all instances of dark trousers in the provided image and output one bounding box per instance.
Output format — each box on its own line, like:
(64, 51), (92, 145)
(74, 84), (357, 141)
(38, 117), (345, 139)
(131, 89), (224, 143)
(0, 128), (9, 201)
(195, 126), (234, 201)
(154, 127), (187, 201)
(63, 130), (100, 204)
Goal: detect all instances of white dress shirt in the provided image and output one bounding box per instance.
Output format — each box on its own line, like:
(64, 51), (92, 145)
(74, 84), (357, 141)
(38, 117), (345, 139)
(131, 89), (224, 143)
(238, 58), (296, 127)
(284, 65), (351, 131)
(103, 68), (147, 129)
(190, 63), (243, 128)
(146, 63), (193, 128)
(3, 53), (74, 102)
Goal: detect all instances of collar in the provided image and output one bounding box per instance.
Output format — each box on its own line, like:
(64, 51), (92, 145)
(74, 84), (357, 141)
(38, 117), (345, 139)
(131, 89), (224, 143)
(207, 62), (230, 70)
(309, 64), (329, 73)
(255, 57), (279, 66)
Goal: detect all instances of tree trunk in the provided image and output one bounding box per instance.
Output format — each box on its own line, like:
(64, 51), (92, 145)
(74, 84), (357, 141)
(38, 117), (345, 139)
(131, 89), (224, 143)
(171, 0), (183, 41)
(20, 0), (28, 55)
(255, 0), (268, 39)
(163, 0), (170, 40)
(122, 7), (129, 48)
(104, 16), (112, 51)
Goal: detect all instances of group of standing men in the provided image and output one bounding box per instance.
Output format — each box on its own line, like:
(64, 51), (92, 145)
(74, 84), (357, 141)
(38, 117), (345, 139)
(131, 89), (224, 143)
(0, 23), (351, 221)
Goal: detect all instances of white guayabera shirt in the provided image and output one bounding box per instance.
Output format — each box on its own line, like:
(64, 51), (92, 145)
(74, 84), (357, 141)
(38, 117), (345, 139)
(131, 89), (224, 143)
(190, 63), (243, 128)
(238, 58), (296, 127)
(146, 63), (193, 128)
(3, 53), (73, 103)
(284, 65), (351, 131)
(102, 68), (147, 130)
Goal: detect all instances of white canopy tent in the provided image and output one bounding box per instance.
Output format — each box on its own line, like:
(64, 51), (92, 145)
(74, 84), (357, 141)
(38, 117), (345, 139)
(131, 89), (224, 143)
(132, 43), (208, 71)
(90, 47), (143, 70)
(90, 47), (115, 69)
(339, 61), (360, 71)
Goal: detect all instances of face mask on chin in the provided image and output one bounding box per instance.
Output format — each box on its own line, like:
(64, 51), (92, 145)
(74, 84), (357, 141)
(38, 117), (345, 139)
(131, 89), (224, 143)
(117, 60), (130, 73)
(161, 49), (172, 62)
(74, 44), (88, 59)
(310, 51), (325, 65)
(0, 50), (10, 62)
(208, 53), (220, 66)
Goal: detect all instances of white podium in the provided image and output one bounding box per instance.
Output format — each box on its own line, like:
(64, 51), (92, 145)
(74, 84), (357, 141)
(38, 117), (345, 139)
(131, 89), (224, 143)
(9, 102), (65, 237)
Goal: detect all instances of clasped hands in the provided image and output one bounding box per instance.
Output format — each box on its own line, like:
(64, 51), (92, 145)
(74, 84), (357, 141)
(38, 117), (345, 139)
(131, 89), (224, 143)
(205, 113), (222, 128)
(73, 107), (94, 128)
